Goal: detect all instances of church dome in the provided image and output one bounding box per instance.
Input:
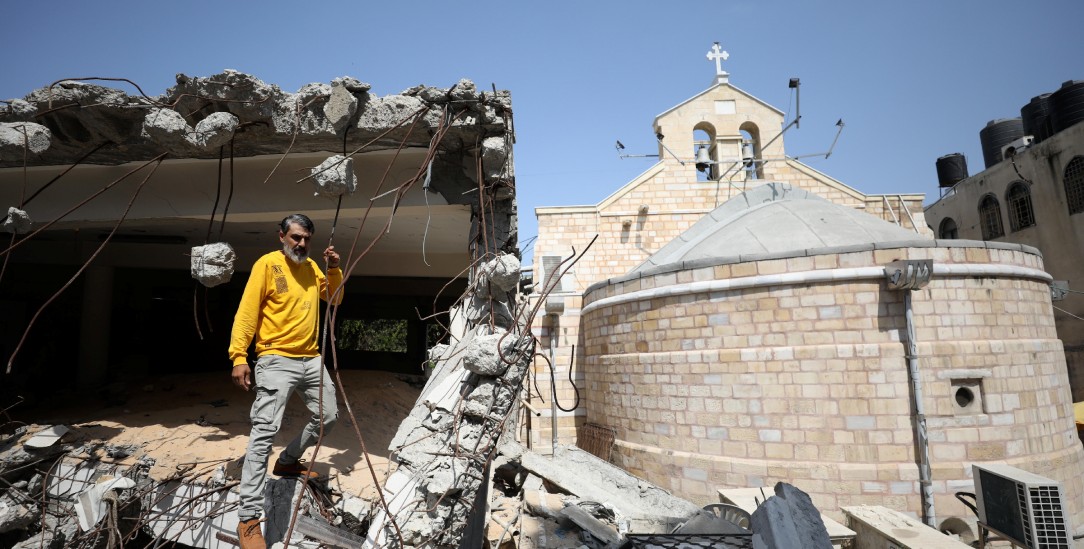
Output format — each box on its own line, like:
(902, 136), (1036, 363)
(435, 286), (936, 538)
(636, 182), (930, 273)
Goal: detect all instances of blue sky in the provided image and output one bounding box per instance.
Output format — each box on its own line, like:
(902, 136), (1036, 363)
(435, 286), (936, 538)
(3, 1), (1082, 265)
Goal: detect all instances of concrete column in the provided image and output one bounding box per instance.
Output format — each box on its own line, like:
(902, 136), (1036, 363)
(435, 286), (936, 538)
(77, 265), (114, 387)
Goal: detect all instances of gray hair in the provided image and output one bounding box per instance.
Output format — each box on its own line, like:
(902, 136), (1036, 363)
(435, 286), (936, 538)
(279, 213), (314, 234)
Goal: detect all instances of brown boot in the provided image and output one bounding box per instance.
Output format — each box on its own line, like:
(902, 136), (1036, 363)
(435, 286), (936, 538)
(236, 518), (265, 549)
(272, 459), (320, 479)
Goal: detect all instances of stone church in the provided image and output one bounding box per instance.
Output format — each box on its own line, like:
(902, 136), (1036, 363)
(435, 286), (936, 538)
(528, 45), (1084, 535)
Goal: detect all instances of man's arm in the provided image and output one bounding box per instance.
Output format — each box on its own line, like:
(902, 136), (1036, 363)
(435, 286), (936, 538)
(229, 257), (267, 389)
(321, 245), (344, 305)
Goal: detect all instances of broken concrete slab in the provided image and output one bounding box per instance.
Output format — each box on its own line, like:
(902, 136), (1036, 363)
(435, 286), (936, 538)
(559, 504), (621, 545)
(191, 242), (236, 287)
(510, 443), (699, 533)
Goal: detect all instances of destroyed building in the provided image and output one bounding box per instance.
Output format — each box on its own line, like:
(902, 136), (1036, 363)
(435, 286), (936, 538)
(530, 47), (1084, 540)
(0, 71), (539, 548)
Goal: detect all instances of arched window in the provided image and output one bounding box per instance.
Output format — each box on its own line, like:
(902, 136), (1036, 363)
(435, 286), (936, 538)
(939, 217), (958, 239)
(978, 194), (1004, 240)
(1006, 182), (1035, 231)
(1065, 156), (1084, 215)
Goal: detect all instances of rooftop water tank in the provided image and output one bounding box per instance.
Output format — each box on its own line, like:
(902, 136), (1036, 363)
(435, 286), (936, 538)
(935, 153), (968, 188)
(1021, 93), (1053, 143)
(979, 118), (1024, 169)
(1051, 80), (1084, 134)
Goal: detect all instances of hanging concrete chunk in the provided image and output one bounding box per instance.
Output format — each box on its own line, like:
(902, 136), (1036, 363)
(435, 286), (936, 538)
(478, 253), (521, 297)
(311, 155), (357, 198)
(141, 108), (191, 150)
(190, 242), (236, 287)
(3, 207), (31, 234)
(463, 332), (517, 376)
(0, 122), (52, 160)
(189, 112), (239, 150)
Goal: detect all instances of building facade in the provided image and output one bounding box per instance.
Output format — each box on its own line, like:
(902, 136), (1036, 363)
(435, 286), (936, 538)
(924, 111), (1084, 402)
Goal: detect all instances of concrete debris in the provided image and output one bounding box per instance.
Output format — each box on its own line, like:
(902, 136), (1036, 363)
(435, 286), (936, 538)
(191, 242), (237, 287)
(356, 94), (428, 133)
(511, 443), (699, 533)
(2, 207), (31, 234)
(482, 135), (511, 180)
(449, 79), (478, 105)
(311, 155), (357, 198)
(323, 79), (360, 135)
(333, 76), (372, 94)
(463, 331), (518, 376)
(479, 252), (521, 298)
(0, 493), (36, 533)
(559, 504), (621, 546)
(190, 111), (240, 149)
(143, 108), (240, 152)
(749, 483), (832, 549)
(1, 99), (36, 122)
(23, 424), (67, 449)
(0, 122), (51, 159)
(141, 107), (190, 149)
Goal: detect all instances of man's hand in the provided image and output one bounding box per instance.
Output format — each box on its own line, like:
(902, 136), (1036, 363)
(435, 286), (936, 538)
(232, 363), (253, 391)
(323, 245), (340, 269)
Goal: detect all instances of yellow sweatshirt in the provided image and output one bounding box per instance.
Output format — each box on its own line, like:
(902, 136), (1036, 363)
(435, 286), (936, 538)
(228, 250), (343, 366)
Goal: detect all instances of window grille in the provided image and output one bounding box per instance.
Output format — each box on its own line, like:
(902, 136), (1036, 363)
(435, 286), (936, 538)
(1006, 182), (1035, 231)
(1065, 156), (1084, 215)
(979, 195), (1004, 240)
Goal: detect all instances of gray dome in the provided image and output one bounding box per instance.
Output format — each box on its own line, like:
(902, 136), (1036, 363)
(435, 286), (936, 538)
(636, 182), (930, 272)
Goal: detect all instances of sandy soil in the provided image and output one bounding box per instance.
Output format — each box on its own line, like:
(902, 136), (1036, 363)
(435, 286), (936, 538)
(13, 369), (421, 499)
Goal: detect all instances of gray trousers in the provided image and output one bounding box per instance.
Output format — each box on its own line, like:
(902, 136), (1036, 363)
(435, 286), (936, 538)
(239, 354), (338, 520)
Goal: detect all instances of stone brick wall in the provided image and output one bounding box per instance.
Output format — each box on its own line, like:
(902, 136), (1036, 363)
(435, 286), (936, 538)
(577, 242), (1084, 526)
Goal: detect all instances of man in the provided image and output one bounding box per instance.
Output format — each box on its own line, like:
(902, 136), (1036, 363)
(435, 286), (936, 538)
(229, 213), (342, 549)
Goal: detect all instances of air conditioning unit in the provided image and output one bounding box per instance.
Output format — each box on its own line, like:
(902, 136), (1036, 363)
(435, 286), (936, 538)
(1001, 135), (1035, 160)
(973, 463), (1073, 548)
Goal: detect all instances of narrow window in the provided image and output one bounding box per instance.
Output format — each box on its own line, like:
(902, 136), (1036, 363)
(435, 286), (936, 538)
(978, 194), (1004, 240)
(1006, 182), (1035, 231)
(938, 217), (958, 239)
(1065, 156), (1084, 215)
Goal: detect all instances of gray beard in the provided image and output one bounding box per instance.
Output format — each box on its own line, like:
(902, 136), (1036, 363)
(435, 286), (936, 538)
(283, 242), (308, 264)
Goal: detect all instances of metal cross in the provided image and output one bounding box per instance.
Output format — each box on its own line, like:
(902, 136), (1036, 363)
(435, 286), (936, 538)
(706, 42), (730, 77)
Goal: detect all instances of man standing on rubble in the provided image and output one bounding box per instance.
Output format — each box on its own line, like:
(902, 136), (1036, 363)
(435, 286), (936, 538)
(228, 213), (343, 549)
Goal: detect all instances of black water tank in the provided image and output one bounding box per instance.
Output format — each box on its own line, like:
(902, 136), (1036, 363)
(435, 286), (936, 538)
(979, 118), (1024, 169)
(1021, 93), (1053, 143)
(1051, 79), (1084, 134)
(936, 153), (968, 188)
